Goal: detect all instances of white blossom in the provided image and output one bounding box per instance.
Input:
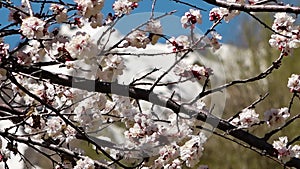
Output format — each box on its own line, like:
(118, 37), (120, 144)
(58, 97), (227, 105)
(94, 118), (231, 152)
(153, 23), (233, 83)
(44, 117), (65, 139)
(180, 133), (207, 168)
(231, 108), (260, 128)
(272, 136), (295, 163)
(65, 32), (98, 62)
(50, 4), (68, 23)
(167, 35), (190, 52)
(124, 30), (150, 48)
(181, 9), (202, 29)
(74, 0), (104, 18)
(287, 74), (300, 92)
(20, 17), (46, 39)
(113, 0), (138, 16)
(264, 107), (290, 128)
(97, 54), (126, 82)
(74, 157), (95, 169)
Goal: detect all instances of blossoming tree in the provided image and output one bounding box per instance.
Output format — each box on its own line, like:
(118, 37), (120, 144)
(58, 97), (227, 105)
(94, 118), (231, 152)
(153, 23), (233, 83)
(0, 0), (300, 168)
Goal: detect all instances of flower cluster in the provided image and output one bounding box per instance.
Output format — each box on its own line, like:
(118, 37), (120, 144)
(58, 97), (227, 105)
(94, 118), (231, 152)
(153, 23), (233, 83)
(269, 13), (300, 55)
(74, 157), (95, 169)
(65, 32), (99, 62)
(287, 74), (300, 92)
(231, 108), (260, 128)
(181, 9), (202, 29)
(113, 0), (139, 16)
(180, 133), (207, 167)
(74, 0), (104, 18)
(154, 144), (180, 168)
(124, 30), (150, 49)
(173, 61), (213, 80)
(272, 136), (300, 163)
(50, 4), (68, 23)
(97, 54), (126, 82)
(167, 35), (190, 52)
(20, 16), (47, 39)
(153, 133), (207, 168)
(264, 107), (290, 128)
(72, 91), (107, 131)
(209, 0), (242, 23)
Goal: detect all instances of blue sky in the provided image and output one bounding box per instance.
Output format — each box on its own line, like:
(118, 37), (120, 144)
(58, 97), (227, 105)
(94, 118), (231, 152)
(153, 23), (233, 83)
(0, 0), (245, 48)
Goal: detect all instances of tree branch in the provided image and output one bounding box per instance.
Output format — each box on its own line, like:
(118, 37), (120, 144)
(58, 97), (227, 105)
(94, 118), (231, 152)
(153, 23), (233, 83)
(202, 0), (300, 14)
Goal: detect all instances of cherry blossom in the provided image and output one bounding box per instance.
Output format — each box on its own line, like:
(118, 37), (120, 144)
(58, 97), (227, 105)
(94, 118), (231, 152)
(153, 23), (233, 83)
(113, 0), (139, 16)
(20, 16), (47, 39)
(154, 144), (180, 168)
(180, 133), (207, 168)
(231, 108), (260, 128)
(167, 35), (190, 52)
(264, 107), (290, 128)
(97, 54), (126, 82)
(124, 30), (150, 49)
(287, 74), (300, 92)
(50, 4), (68, 23)
(74, 156), (95, 169)
(173, 61), (213, 80)
(181, 9), (202, 29)
(74, 0), (104, 18)
(65, 32), (99, 62)
(272, 136), (295, 163)
(268, 13), (300, 55)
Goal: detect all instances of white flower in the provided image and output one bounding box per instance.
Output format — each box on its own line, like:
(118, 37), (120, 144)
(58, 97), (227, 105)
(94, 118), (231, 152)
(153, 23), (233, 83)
(124, 30), (150, 48)
(113, 0), (138, 16)
(180, 133), (207, 168)
(0, 40), (9, 60)
(272, 136), (295, 163)
(231, 108), (260, 128)
(209, 7), (239, 23)
(287, 74), (300, 92)
(65, 32), (98, 61)
(190, 65), (213, 79)
(173, 61), (213, 80)
(154, 144), (180, 168)
(292, 145), (300, 158)
(264, 107), (290, 128)
(272, 13), (295, 32)
(20, 17), (46, 39)
(167, 35), (190, 52)
(44, 117), (65, 139)
(50, 4), (68, 23)
(98, 54), (126, 82)
(173, 61), (190, 77)
(164, 158), (182, 169)
(74, 157), (95, 169)
(74, 0), (104, 18)
(181, 9), (202, 29)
